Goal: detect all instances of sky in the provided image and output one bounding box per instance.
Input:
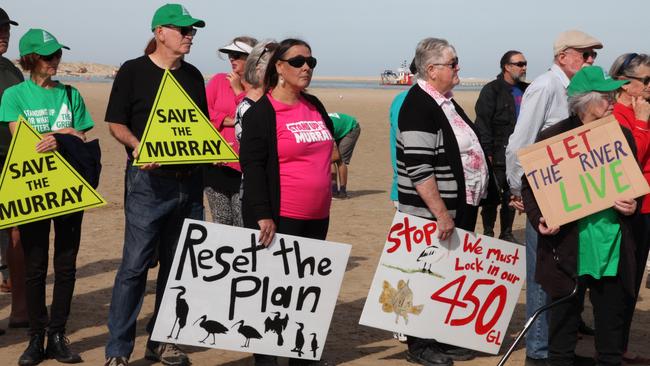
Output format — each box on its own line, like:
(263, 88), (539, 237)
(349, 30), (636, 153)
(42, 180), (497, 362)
(2, 0), (647, 80)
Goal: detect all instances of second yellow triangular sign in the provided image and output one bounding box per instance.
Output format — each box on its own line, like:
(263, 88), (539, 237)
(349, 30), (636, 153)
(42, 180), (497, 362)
(134, 70), (238, 166)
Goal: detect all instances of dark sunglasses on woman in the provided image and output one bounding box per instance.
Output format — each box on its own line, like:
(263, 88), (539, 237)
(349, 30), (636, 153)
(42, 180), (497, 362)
(625, 74), (650, 86)
(280, 55), (317, 69)
(228, 52), (247, 61)
(41, 49), (62, 61)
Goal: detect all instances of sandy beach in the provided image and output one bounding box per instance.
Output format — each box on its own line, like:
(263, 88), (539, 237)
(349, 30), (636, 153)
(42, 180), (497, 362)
(1, 82), (650, 366)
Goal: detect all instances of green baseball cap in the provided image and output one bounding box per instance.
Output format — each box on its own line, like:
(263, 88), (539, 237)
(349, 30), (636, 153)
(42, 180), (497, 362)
(151, 3), (205, 30)
(19, 28), (69, 57)
(568, 66), (628, 96)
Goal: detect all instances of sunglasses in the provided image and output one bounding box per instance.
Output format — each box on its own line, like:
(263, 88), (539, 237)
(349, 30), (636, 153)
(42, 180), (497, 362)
(41, 49), (62, 62)
(227, 52), (247, 61)
(433, 57), (459, 69)
(162, 25), (197, 37)
(508, 61), (527, 67)
(280, 55), (317, 69)
(625, 74), (650, 86)
(566, 49), (597, 61)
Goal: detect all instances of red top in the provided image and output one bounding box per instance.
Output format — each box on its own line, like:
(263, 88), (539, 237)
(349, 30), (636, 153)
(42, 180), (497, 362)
(206, 73), (245, 171)
(613, 102), (650, 213)
(270, 94), (333, 220)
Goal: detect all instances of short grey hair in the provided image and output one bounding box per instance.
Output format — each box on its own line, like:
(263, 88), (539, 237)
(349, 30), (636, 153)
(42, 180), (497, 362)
(609, 53), (650, 79)
(414, 38), (456, 77)
(244, 40), (277, 88)
(568, 91), (605, 117)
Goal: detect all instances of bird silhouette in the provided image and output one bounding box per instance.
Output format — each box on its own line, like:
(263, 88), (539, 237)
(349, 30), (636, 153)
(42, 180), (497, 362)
(264, 311), (289, 346)
(167, 286), (189, 340)
(193, 315), (228, 345)
(291, 322), (305, 357)
(310, 333), (319, 358)
(232, 320), (263, 348)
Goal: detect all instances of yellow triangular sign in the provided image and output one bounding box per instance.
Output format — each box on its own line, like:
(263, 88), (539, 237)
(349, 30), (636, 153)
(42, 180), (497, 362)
(0, 117), (107, 229)
(134, 70), (238, 166)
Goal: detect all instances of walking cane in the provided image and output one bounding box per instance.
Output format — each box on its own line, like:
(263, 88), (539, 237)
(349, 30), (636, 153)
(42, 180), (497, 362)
(496, 263), (579, 366)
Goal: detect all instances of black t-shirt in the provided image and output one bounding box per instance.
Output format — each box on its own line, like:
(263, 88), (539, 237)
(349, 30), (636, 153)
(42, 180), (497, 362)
(0, 56), (25, 158)
(105, 55), (208, 162)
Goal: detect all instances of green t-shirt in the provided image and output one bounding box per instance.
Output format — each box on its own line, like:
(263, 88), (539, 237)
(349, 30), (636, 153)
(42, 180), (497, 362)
(577, 208), (621, 279)
(328, 112), (358, 140)
(0, 79), (94, 133)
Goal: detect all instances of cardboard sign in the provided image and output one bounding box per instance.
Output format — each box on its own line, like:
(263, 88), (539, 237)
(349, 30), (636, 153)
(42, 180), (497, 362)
(359, 212), (525, 354)
(0, 118), (106, 229)
(134, 70), (238, 166)
(151, 219), (351, 360)
(517, 116), (649, 227)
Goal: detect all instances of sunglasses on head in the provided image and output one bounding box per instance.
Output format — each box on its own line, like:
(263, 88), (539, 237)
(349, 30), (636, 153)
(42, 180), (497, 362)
(625, 74), (650, 86)
(227, 52), (247, 61)
(508, 61), (527, 67)
(280, 55), (317, 69)
(162, 25), (196, 37)
(433, 57), (459, 69)
(40, 49), (62, 61)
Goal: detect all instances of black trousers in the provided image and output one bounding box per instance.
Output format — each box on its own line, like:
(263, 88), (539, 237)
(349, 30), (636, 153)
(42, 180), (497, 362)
(19, 212), (84, 335)
(254, 216), (329, 365)
(479, 168), (515, 237)
(548, 276), (628, 366)
(623, 212), (650, 350)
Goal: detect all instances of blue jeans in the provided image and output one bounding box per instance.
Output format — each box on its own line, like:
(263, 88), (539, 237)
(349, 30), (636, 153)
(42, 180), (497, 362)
(105, 165), (203, 358)
(525, 220), (549, 359)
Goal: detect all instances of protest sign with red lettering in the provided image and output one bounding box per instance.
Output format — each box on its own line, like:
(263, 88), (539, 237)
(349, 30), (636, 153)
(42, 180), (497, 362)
(359, 212), (525, 354)
(517, 116), (649, 227)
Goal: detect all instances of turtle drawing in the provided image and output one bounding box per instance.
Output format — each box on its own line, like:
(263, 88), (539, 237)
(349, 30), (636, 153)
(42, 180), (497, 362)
(378, 279), (423, 324)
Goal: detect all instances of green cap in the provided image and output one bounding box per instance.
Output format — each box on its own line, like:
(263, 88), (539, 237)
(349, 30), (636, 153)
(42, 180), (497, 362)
(568, 66), (628, 96)
(151, 3), (205, 30)
(19, 28), (69, 57)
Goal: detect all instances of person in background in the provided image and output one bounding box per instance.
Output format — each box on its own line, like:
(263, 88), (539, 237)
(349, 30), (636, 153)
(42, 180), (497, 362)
(609, 52), (650, 365)
(204, 36), (257, 227)
(0, 28), (95, 365)
(397, 37), (490, 366)
(0, 7), (27, 337)
(522, 66), (634, 366)
(103, 4), (206, 366)
(475, 50), (529, 242)
(329, 112), (360, 199)
(505, 30), (602, 366)
(240, 38), (334, 366)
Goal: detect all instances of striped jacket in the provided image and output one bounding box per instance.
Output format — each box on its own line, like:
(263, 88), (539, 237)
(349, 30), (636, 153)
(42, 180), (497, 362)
(397, 84), (489, 220)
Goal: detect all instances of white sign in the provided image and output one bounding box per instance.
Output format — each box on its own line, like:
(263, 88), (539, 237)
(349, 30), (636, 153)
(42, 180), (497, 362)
(359, 212), (525, 354)
(151, 219), (351, 360)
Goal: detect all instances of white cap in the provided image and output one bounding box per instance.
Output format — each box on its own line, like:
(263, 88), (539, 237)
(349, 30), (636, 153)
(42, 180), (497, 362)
(219, 41), (253, 55)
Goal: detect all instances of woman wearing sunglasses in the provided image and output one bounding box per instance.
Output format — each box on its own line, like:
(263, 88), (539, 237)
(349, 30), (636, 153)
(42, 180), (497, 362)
(0, 28), (94, 365)
(204, 36), (257, 228)
(609, 53), (650, 365)
(239, 38), (333, 365)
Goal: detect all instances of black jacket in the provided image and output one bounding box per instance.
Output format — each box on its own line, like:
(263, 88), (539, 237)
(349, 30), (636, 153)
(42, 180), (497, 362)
(522, 115), (638, 299)
(53, 134), (102, 189)
(239, 93), (333, 229)
(475, 74), (529, 168)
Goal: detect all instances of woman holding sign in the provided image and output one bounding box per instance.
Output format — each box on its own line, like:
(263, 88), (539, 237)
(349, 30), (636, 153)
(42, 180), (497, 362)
(609, 53), (650, 364)
(239, 38), (334, 366)
(0, 28), (94, 365)
(521, 66), (637, 366)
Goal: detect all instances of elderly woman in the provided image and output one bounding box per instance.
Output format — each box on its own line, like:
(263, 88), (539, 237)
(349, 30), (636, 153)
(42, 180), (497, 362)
(204, 36), (257, 227)
(0, 28), (94, 365)
(396, 38), (489, 365)
(240, 38), (333, 366)
(522, 66), (636, 366)
(608, 53), (650, 364)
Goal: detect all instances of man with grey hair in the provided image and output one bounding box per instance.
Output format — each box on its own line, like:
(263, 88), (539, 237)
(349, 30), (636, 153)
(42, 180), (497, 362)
(505, 30), (602, 366)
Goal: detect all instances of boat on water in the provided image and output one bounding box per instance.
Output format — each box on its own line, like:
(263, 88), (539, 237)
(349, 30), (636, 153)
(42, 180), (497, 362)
(380, 60), (413, 86)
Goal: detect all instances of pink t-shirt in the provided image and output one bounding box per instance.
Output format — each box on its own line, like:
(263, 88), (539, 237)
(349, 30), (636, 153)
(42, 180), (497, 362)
(270, 94), (333, 220)
(206, 73), (245, 171)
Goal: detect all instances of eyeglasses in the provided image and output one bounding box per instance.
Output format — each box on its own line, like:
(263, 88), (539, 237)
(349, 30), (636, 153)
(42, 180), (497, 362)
(624, 74), (650, 86)
(280, 55), (317, 69)
(566, 49), (597, 61)
(433, 57), (459, 69)
(601, 92), (617, 104)
(508, 61), (528, 67)
(255, 43), (278, 66)
(227, 52), (247, 61)
(162, 25), (196, 37)
(40, 49), (62, 62)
